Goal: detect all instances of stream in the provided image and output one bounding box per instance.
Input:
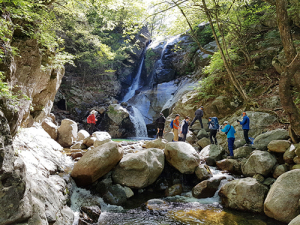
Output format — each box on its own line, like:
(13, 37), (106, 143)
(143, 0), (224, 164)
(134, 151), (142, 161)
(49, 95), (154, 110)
(70, 167), (285, 225)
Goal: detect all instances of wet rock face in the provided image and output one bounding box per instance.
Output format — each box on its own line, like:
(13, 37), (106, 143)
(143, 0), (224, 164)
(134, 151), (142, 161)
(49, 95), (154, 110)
(1, 38), (64, 137)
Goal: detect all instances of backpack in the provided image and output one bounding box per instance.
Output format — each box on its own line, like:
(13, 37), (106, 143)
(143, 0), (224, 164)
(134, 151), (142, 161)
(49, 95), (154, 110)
(211, 117), (219, 130)
(87, 115), (93, 124)
(170, 120), (174, 129)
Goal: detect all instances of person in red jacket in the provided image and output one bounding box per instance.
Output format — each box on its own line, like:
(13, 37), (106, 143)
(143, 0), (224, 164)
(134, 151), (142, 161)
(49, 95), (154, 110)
(173, 114), (180, 141)
(87, 110), (97, 135)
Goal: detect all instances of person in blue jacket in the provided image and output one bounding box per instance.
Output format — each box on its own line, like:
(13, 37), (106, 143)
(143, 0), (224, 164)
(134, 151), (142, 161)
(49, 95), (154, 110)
(237, 112), (251, 145)
(221, 121), (236, 158)
(181, 116), (190, 142)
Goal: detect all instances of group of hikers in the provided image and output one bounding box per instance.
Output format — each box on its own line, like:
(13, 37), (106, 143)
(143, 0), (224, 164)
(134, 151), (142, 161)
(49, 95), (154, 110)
(156, 107), (251, 158)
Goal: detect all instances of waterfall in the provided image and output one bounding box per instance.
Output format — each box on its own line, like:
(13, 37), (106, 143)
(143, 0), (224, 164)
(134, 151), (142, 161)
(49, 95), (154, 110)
(130, 106), (148, 137)
(122, 56), (145, 102)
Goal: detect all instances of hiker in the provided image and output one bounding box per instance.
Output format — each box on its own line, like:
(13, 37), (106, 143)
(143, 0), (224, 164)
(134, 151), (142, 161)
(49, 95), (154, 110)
(208, 117), (219, 145)
(237, 112), (251, 146)
(221, 121), (236, 158)
(156, 113), (166, 139)
(190, 106), (204, 128)
(87, 110), (97, 135)
(181, 116), (190, 142)
(173, 114), (180, 141)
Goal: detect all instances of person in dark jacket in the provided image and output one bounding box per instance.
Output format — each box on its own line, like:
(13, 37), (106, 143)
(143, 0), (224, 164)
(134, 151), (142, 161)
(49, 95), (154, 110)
(190, 106), (204, 128)
(156, 113), (166, 139)
(208, 117), (218, 145)
(181, 116), (190, 142)
(237, 112), (251, 145)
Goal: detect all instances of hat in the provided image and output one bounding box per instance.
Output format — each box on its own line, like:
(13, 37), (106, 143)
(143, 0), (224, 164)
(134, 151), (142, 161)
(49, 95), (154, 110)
(223, 121), (229, 124)
(209, 117), (212, 119)
(175, 114), (180, 117)
(185, 116), (190, 119)
(90, 110), (97, 115)
(200, 106), (204, 109)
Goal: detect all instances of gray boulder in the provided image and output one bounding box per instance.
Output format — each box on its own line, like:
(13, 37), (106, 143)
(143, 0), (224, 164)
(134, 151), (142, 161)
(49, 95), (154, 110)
(93, 132), (111, 147)
(216, 159), (242, 175)
(242, 150), (277, 176)
(273, 164), (288, 178)
(197, 129), (209, 139)
(144, 138), (167, 149)
(264, 169), (300, 223)
(71, 142), (123, 186)
(233, 146), (253, 159)
(219, 178), (268, 213)
(103, 184), (127, 206)
(107, 104), (129, 125)
(77, 130), (90, 142)
(192, 179), (222, 198)
(199, 144), (224, 166)
(197, 137), (210, 148)
(112, 148), (164, 189)
(253, 129), (289, 151)
(164, 142), (200, 174)
(268, 140), (291, 153)
(42, 119), (58, 140)
(195, 164), (213, 181)
(57, 119), (78, 147)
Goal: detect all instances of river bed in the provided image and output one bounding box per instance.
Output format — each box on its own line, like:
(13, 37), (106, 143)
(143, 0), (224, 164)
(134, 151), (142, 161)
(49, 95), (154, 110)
(70, 167), (286, 225)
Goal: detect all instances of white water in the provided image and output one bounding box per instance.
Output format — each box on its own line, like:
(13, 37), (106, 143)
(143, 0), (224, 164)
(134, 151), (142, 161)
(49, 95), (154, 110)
(130, 106), (148, 137)
(122, 57), (145, 102)
(159, 34), (181, 60)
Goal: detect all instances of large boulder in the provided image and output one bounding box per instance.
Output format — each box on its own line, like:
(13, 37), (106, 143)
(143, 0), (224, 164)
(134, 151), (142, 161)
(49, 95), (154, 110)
(144, 138), (167, 149)
(197, 137), (210, 149)
(192, 179), (222, 198)
(77, 130), (90, 142)
(197, 129), (209, 139)
(233, 146), (253, 159)
(92, 132), (111, 147)
(219, 178), (268, 213)
(112, 148), (164, 189)
(241, 150), (277, 176)
(216, 159), (242, 175)
(253, 129), (289, 151)
(267, 140), (291, 153)
(107, 104), (129, 125)
(264, 169), (300, 223)
(42, 119), (58, 140)
(57, 119), (78, 147)
(164, 142), (200, 174)
(199, 145), (224, 166)
(195, 164), (213, 181)
(103, 184), (127, 206)
(71, 142), (123, 186)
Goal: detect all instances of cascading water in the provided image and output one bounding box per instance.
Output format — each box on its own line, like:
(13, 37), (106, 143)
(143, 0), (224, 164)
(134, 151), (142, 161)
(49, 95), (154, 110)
(122, 56), (145, 103)
(122, 52), (148, 137)
(130, 106), (148, 137)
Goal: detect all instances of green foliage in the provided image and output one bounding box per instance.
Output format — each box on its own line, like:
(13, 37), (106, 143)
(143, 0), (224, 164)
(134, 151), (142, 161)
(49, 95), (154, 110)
(145, 49), (157, 71)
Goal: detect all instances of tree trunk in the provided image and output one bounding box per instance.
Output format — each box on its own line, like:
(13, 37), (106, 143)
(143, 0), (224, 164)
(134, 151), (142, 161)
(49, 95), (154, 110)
(172, 0), (214, 56)
(276, 0), (300, 137)
(201, 0), (249, 102)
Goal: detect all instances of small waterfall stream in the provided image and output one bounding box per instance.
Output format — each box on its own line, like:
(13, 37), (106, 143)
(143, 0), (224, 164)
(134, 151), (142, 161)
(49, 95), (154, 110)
(122, 52), (148, 137)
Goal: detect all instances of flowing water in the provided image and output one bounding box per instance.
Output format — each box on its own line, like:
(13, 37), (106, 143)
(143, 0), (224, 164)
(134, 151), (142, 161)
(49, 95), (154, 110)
(70, 167), (285, 225)
(130, 106), (148, 137)
(123, 56), (145, 103)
